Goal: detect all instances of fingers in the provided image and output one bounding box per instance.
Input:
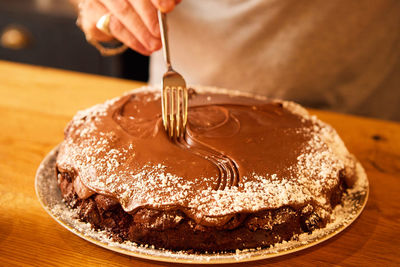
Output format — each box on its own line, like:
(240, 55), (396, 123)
(100, 0), (161, 52)
(150, 0), (181, 13)
(79, 0), (181, 56)
(130, 0), (160, 38)
(108, 15), (152, 55)
(79, 0), (114, 42)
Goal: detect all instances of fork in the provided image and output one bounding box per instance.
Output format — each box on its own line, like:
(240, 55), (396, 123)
(158, 11), (188, 140)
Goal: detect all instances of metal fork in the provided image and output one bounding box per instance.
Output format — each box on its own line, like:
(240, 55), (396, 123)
(158, 11), (188, 139)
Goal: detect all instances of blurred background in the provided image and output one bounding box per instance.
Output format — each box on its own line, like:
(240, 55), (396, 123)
(0, 0), (149, 81)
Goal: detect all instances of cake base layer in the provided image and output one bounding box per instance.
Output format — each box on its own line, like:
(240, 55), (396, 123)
(57, 169), (347, 252)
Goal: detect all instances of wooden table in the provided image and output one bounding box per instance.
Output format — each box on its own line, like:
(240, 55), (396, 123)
(0, 60), (399, 266)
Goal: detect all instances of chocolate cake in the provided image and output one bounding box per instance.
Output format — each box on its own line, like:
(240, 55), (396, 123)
(56, 86), (359, 252)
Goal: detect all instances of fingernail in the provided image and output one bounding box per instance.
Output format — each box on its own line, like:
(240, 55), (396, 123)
(149, 38), (161, 51)
(159, 0), (173, 12)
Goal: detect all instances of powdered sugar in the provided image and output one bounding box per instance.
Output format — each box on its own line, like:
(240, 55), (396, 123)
(56, 86), (361, 224)
(36, 145), (368, 263)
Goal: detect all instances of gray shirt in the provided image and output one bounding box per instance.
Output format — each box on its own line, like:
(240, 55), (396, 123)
(149, 0), (400, 121)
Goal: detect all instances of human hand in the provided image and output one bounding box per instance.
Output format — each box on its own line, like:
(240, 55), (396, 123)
(77, 0), (181, 55)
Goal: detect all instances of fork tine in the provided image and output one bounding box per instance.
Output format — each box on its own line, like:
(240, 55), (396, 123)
(176, 87), (181, 138)
(182, 87), (188, 127)
(162, 86), (169, 131)
(169, 86), (176, 138)
(171, 87), (176, 138)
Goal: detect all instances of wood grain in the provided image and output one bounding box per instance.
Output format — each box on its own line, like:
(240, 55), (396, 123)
(0, 60), (399, 266)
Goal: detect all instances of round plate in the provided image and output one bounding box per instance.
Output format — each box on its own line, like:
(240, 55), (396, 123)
(35, 146), (369, 264)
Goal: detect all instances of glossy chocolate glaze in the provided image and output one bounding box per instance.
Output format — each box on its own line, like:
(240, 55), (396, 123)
(57, 88), (354, 227)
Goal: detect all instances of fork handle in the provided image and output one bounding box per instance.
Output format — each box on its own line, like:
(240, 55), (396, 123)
(158, 11), (172, 70)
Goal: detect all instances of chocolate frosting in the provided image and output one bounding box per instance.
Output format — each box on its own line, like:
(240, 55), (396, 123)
(57, 87), (356, 226)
